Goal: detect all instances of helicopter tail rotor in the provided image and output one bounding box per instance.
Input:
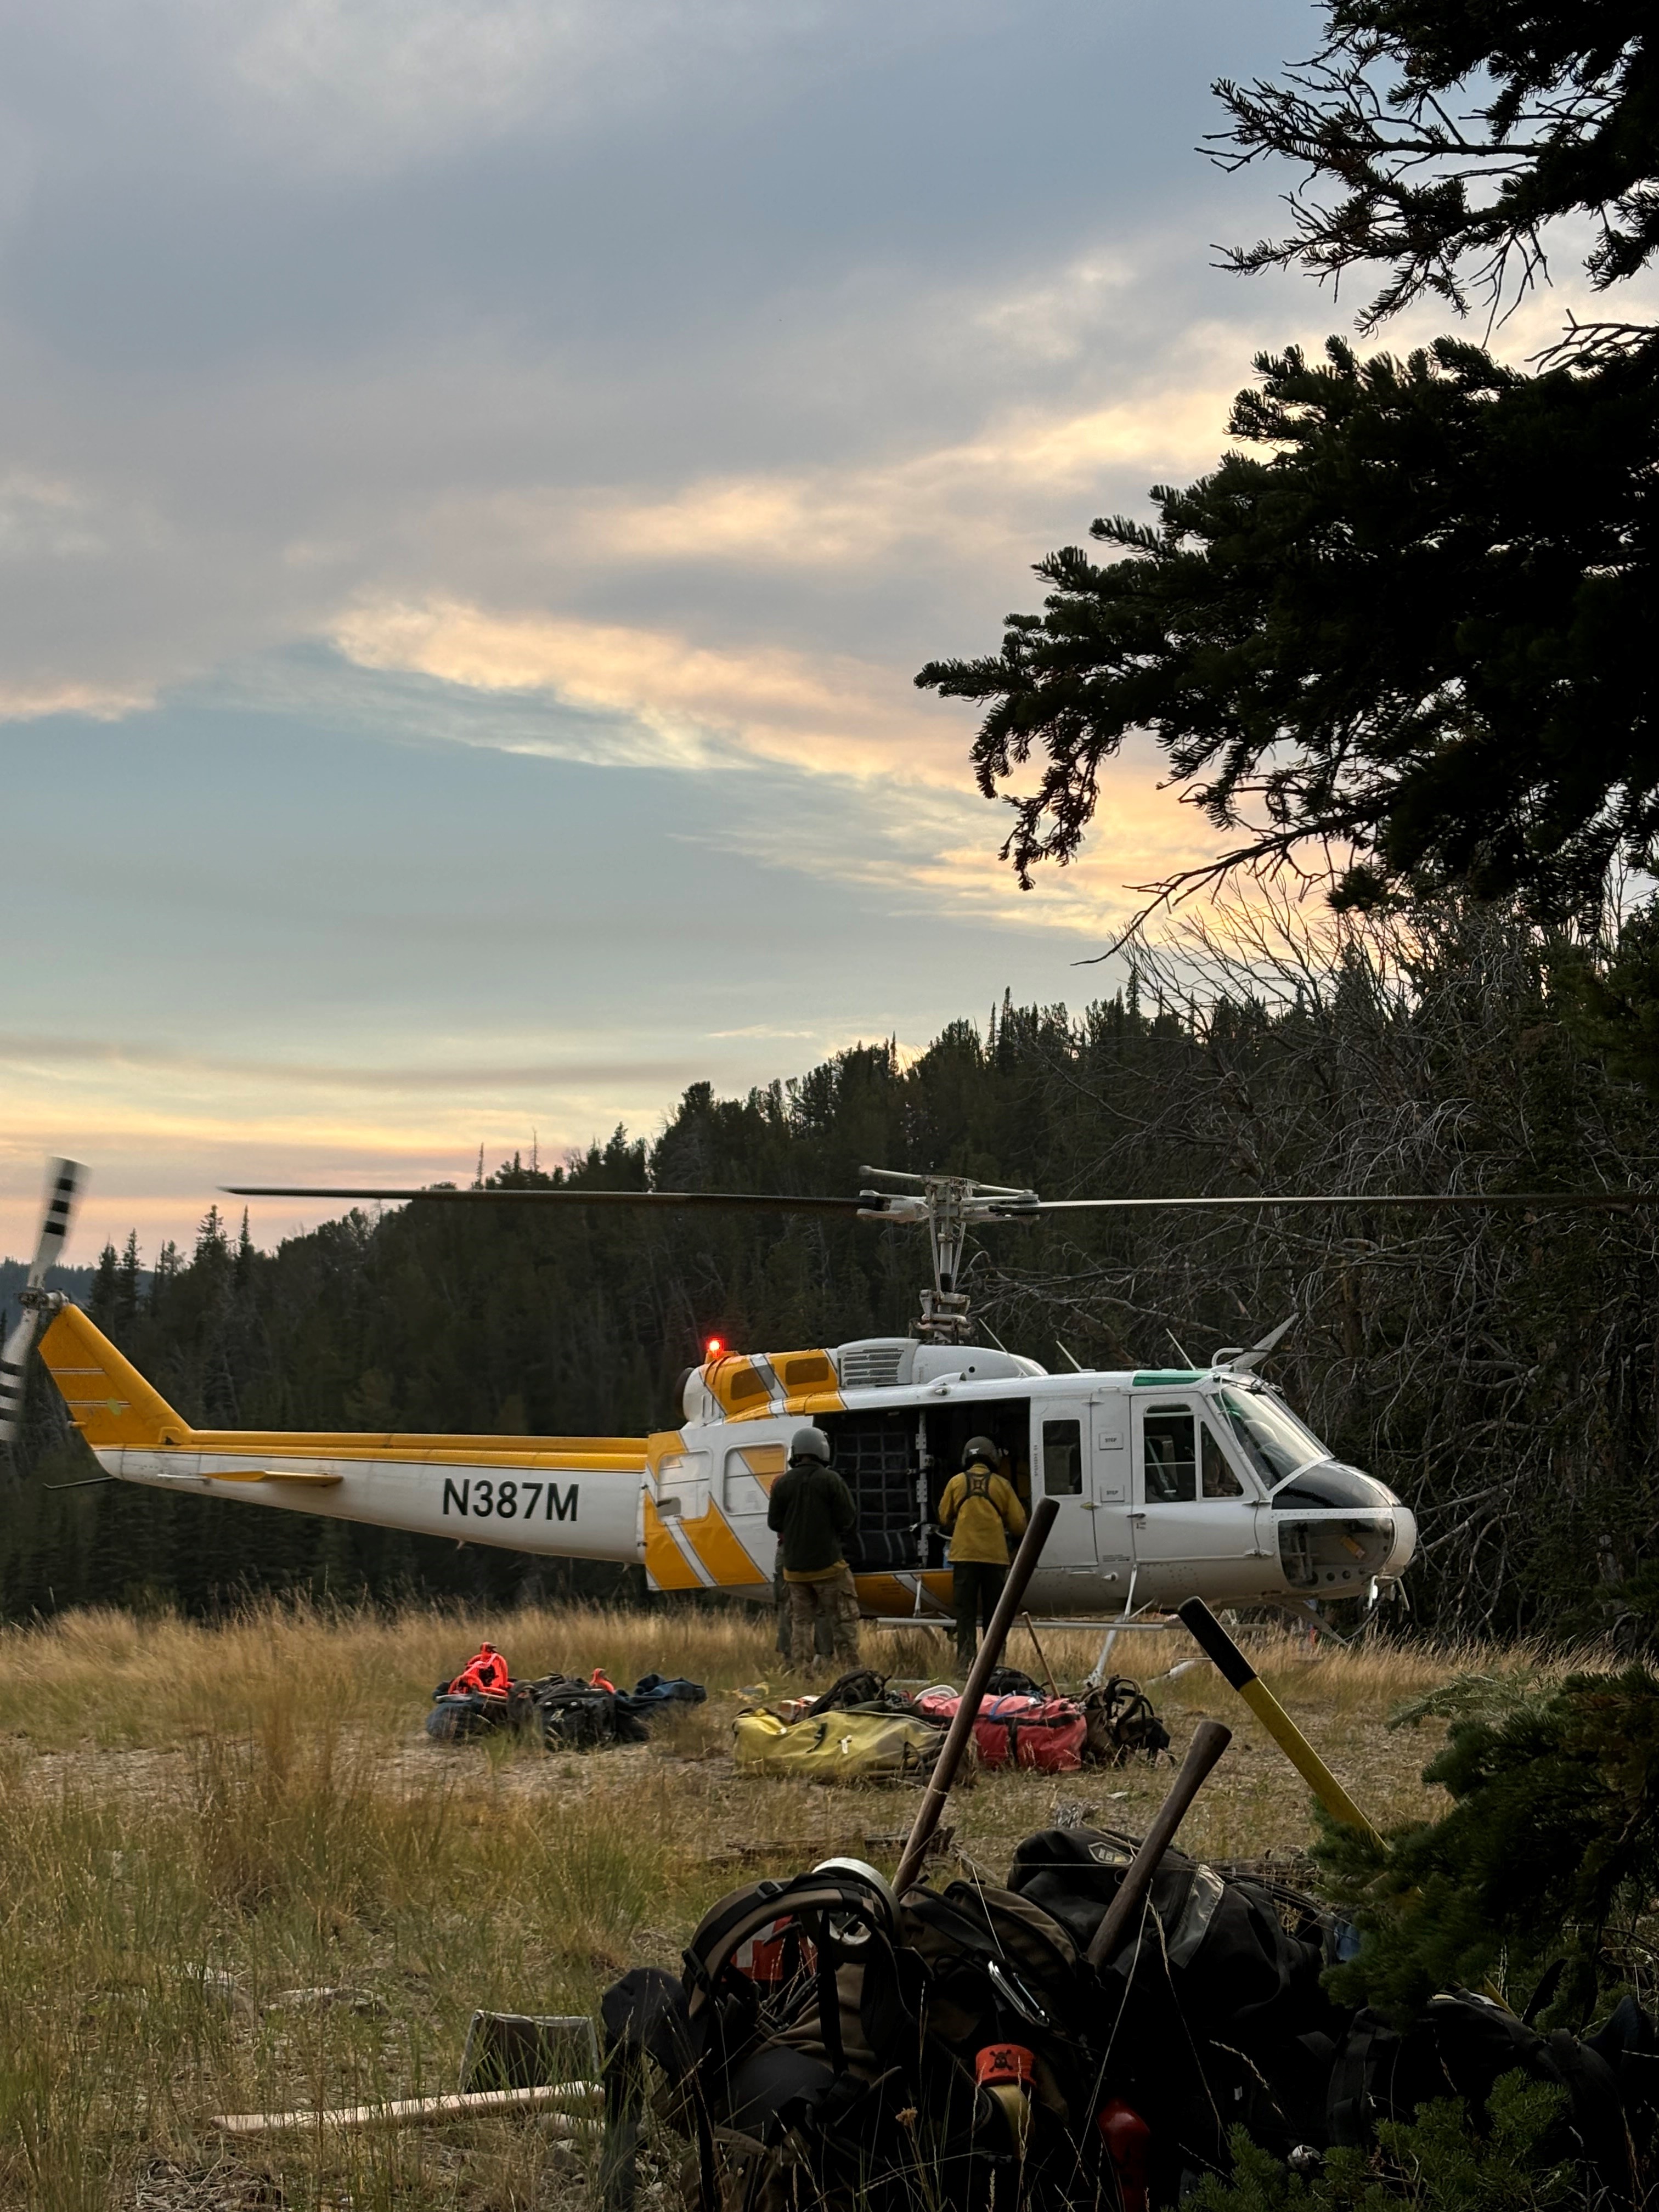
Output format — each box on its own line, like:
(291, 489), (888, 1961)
(0, 1159), (85, 1450)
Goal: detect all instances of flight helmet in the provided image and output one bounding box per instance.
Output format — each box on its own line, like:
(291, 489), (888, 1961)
(962, 1435), (1000, 1470)
(791, 1426), (832, 1465)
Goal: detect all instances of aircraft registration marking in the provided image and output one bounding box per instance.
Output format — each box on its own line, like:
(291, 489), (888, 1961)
(441, 1477), (578, 1523)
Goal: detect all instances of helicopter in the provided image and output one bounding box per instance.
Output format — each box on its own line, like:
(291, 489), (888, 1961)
(4, 1156), (1643, 1651)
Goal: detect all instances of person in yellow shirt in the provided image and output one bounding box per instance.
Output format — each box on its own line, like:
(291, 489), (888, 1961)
(937, 1435), (1027, 1671)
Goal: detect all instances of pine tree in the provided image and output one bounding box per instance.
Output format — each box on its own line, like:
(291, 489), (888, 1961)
(116, 1231), (142, 1333)
(916, 0), (1658, 924)
(1316, 1663), (1659, 2027)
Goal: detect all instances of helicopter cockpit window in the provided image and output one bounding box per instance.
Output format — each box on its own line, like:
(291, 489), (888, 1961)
(1143, 1406), (1197, 1503)
(1217, 1386), (1325, 1489)
(1041, 1418), (1083, 1496)
(1201, 1423), (1245, 1498)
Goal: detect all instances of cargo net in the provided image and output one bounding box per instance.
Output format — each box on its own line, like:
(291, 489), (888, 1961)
(834, 1419), (918, 1572)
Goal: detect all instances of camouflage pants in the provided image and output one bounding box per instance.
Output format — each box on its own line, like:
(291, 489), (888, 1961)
(786, 1565), (860, 1672)
(775, 1565), (833, 1660)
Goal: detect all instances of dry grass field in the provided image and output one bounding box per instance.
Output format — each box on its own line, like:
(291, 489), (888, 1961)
(0, 1601), (1564, 2212)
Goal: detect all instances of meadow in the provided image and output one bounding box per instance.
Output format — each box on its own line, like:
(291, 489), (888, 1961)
(0, 1601), (1556, 2212)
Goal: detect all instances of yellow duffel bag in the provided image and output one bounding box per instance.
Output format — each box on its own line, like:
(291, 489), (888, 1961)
(732, 1705), (961, 1785)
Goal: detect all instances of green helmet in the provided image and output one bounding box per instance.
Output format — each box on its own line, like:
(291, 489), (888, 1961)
(962, 1435), (1000, 1470)
(791, 1426), (832, 1465)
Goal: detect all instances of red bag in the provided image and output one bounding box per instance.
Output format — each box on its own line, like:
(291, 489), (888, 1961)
(915, 1690), (1086, 1773)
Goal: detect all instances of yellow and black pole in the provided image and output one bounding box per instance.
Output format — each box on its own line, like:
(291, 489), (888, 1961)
(1176, 1596), (1384, 1849)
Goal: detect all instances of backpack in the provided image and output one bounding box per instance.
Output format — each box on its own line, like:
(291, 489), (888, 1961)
(802, 1669), (903, 1717)
(985, 1667), (1047, 1699)
(529, 1676), (651, 1751)
(426, 1682), (535, 1741)
(425, 1690), (509, 1741)
(915, 1690), (1087, 1773)
(1080, 1678), (1171, 1765)
(1329, 1990), (1634, 2202)
(1007, 1827), (1347, 2163)
(601, 1857), (1142, 2212)
(625, 1673), (709, 1712)
(733, 1706), (953, 1784)
(601, 1865), (960, 2212)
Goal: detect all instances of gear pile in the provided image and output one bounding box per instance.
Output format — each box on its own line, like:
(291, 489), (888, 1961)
(599, 1829), (1658, 2212)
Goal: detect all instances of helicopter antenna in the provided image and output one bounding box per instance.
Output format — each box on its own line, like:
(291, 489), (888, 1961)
(1167, 1328), (1197, 1368)
(1057, 1341), (1086, 1373)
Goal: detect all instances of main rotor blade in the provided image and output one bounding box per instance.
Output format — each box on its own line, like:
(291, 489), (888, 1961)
(1029, 1192), (1655, 1212)
(228, 1183), (1657, 1218)
(0, 1307), (40, 1447)
(224, 1186), (867, 1215)
(29, 1158), (84, 1288)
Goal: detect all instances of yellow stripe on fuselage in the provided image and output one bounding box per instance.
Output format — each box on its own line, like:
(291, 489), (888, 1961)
(40, 1304), (647, 1470)
(642, 1497), (704, 1589)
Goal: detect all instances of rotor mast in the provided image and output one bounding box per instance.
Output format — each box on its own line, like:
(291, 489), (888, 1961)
(857, 1166), (1037, 1343)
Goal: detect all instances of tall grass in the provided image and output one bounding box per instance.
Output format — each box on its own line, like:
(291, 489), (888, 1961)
(0, 1595), (788, 1750)
(0, 1602), (729, 2209)
(0, 1597), (1586, 2206)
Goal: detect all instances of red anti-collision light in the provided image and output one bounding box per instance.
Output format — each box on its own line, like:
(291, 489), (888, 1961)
(705, 1336), (725, 1358)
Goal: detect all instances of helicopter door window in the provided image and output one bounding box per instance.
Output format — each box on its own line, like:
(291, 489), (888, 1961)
(1143, 1406), (1197, 1504)
(1200, 1422), (1245, 1499)
(1041, 1419), (1083, 1496)
(724, 1443), (786, 1515)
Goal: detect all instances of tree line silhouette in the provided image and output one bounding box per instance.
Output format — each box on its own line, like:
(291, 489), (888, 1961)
(5, 899), (1656, 1637)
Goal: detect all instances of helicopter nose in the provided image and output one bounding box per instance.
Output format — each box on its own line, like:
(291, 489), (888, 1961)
(1383, 1504), (1418, 1577)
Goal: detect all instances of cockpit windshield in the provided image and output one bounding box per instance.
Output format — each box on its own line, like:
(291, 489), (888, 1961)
(1216, 1385), (1328, 1490)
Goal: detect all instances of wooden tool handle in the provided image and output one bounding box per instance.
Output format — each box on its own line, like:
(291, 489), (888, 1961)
(1085, 1716), (1232, 1970)
(894, 1496), (1059, 1895)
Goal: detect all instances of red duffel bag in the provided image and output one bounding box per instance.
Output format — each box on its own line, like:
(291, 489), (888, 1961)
(915, 1689), (1087, 1773)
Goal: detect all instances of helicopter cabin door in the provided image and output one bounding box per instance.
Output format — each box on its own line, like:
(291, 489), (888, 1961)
(1029, 1395), (1136, 1607)
(1032, 1400), (1094, 1568)
(1128, 1393), (1265, 1600)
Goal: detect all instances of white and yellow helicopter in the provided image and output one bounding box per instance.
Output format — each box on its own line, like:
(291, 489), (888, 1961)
(5, 1157), (1633, 1647)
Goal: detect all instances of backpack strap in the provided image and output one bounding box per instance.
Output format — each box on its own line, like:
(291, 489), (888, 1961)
(600, 1967), (696, 2211)
(1327, 2013), (1400, 2146)
(683, 1872), (896, 2022)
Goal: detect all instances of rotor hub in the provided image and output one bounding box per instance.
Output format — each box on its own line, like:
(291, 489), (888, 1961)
(858, 1167), (1039, 1341)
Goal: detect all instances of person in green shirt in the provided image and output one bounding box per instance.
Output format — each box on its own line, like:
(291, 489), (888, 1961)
(767, 1426), (860, 1673)
(938, 1435), (1027, 1671)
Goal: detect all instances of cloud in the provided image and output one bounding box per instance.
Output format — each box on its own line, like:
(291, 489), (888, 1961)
(708, 1025), (820, 1040)
(693, 741), (1218, 943)
(45, 0), (1015, 185)
(400, 307), (1251, 596)
(0, 1033), (703, 1093)
(331, 598), (963, 782)
(18, 0), (1573, 1255)
(0, 679), (154, 721)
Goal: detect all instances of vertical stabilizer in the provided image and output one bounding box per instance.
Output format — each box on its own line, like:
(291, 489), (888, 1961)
(38, 1305), (192, 1449)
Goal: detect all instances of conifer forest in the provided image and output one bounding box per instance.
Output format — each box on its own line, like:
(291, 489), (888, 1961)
(5, 898), (1657, 1641)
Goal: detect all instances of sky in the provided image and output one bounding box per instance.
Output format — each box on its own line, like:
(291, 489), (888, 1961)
(0, 0), (1589, 1262)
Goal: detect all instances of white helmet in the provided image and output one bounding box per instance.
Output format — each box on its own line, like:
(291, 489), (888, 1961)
(791, 1426), (832, 1464)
